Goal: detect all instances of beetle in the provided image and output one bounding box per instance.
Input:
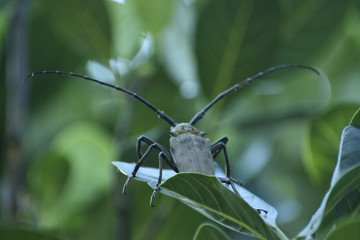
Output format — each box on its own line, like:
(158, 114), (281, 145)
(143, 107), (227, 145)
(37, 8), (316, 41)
(26, 64), (319, 206)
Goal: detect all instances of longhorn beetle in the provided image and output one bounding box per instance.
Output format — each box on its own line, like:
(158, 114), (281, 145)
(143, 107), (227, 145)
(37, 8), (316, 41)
(26, 64), (319, 207)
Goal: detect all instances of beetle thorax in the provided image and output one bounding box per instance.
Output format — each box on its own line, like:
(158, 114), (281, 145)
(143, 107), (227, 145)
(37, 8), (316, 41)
(170, 123), (206, 137)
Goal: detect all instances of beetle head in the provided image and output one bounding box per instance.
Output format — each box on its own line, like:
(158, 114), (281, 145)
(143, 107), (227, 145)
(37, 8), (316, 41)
(170, 123), (207, 137)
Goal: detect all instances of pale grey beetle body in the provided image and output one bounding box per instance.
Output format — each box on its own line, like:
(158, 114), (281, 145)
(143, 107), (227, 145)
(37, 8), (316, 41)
(27, 64), (319, 207)
(170, 123), (214, 175)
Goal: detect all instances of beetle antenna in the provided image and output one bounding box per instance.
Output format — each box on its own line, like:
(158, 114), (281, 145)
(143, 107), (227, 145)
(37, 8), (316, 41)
(189, 64), (319, 125)
(25, 71), (177, 127)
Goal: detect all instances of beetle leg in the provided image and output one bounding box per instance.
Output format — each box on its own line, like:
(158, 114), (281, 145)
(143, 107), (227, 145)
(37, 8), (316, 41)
(211, 136), (232, 177)
(123, 140), (174, 195)
(136, 135), (155, 159)
(211, 136), (228, 159)
(212, 136), (243, 190)
(123, 143), (155, 195)
(150, 151), (169, 207)
(136, 135), (178, 171)
(123, 136), (176, 195)
(212, 138), (267, 215)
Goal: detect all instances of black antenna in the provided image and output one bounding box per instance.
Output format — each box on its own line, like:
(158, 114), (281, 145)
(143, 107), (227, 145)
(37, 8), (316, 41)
(25, 71), (177, 127)
(189, 64), (320, 125)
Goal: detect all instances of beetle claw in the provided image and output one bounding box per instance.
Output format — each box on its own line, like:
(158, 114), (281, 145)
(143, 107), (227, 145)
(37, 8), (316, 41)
(257, 209), (268, 216)
(229, 177), (243, 186)
(123, 176), (133, 195)
(150, 187), (160, 207)
(218, 177), (242, 195)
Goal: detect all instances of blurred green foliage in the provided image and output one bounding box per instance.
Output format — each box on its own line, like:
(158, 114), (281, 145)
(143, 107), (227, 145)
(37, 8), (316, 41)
(1, 0), (360, 239)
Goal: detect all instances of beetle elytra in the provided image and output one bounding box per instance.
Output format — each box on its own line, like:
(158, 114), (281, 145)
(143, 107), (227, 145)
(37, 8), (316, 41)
(26, 64), (319, 206)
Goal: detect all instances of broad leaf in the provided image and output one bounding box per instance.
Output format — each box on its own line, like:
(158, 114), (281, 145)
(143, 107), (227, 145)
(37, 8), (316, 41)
(324, 217), (360, 240)
(196, 0), (346, 101)
(350, 108), (360, 128)
(193, 223), (231, 240)
(28, 122), (115, 227)
(196, 0), (282, 99)
(39, 0), (112, 62)
(113, 162), (287, 240)
(297, 125), (360, 238)
(276, 0), (352, 63)
(303, 105), (359, 185)
(160, 173), (287, 240)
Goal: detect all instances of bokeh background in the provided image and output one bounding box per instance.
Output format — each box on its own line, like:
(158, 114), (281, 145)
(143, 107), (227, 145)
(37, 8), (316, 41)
(1, 0), (360, 239)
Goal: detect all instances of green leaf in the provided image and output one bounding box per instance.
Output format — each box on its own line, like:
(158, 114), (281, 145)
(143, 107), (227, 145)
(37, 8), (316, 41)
(196, 0), (282, 99)
(193, 223), (231, 240)
(331, 126), (360, 182)
(277, 0), (352, 63)
(350, 108), (360, 128)
(39, 0), (112, 62)
(113, 161), (279, 223)
(113, 161), (286, 239)
(303, 105), (360, 185)
(324, 217), (360, 240)
(196, 0), (346, 101)
(28, 122), (115, 227)
(326, 166), (360, 218)
(160, 173), (287, 240)
(0, 228), (60, 240)
(297, 125), (360, 238)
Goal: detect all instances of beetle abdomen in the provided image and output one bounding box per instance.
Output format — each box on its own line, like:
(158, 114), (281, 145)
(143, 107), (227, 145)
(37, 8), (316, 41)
(170, 134), (214, 175)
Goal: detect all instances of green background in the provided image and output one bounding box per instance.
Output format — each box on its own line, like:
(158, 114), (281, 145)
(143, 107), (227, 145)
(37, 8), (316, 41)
(1, 0), (359, 239)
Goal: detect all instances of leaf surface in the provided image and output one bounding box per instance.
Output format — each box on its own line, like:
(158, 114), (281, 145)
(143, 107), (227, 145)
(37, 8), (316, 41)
(297, 124), (360, 238)
(113, 161), (287, 240)
(193, 223), (231, 240)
